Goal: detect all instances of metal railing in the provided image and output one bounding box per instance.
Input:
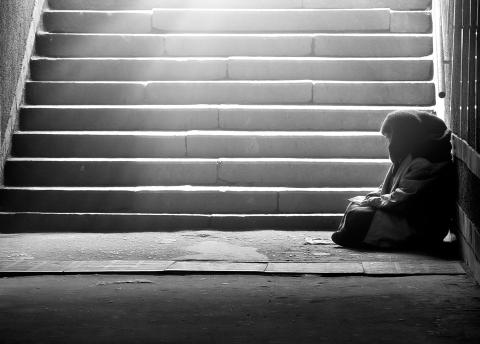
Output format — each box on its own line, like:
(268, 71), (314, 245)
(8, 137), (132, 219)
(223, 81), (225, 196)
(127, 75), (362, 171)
(433, 0), (447, 98)
(450, 0), (479, 151)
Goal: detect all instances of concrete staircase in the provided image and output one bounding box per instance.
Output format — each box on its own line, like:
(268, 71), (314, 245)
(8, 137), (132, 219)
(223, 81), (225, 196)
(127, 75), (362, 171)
(0, 0), (436, 232)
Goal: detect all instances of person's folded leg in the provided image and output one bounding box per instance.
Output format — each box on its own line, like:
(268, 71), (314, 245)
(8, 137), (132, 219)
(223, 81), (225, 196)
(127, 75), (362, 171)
(331, 206), (375, 247)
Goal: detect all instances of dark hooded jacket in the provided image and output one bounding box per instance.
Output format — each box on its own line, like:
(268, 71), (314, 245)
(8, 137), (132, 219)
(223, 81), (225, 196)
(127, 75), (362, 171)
(361, 110), (455, 247)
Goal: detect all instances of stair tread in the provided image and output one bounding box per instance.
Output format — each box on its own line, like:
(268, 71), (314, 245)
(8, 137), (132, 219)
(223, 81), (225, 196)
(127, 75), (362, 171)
(0, 211), (343, 231)
(5, 157), (389, 187)
(43, 9), (430, 14)
(7, 157), (390, 162)
(36, 32), (433, 58)
(0, 211), (342, 215)
(25, 81), (435, 106)
(32, 56), (433, 60)
(27, 80), (433, 83)
(30, 56), (433, 82)
(21, 104), (433, 109)
(12, 131), (388, 158)
(17, 105), (426, 132)
(48, 0), (431, 10)
(1, 186), (375, 191)
(44, 9), (391, 13)
(43, 9), (430, 34)
(37, 32), (433, 37)
(15, 130), (382, 135)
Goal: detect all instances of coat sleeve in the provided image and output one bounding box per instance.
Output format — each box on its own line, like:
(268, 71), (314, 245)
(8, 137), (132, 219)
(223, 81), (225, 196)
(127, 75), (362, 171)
(363, 158), (440, 210)
(365, 165), (393, 199)
(365, 186), (383, 199)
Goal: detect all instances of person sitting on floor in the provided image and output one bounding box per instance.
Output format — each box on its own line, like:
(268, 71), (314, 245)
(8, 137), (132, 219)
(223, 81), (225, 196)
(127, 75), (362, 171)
(331, 110), (455, 249)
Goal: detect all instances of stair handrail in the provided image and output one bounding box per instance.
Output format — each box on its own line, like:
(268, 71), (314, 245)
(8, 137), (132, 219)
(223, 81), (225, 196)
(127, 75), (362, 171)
(433, 0), (447, 98)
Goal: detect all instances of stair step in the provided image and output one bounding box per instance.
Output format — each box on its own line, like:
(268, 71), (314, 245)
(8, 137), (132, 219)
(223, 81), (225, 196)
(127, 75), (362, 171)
(12, 131), (388, 158)
(42, 10), (431, 34)
(390, 11), (432, 33)
(5, 158), (390, 187)
(25, 81), (435, 106)
(158, 10), (432, 34)
(20, 105), (422, 131)
(0, 186), (374, 213)
(313, 81), (435, 106)
(151, 9), (391, 33)
(20, 105), (220, 131)
(228, 57), (432, 81)
(2, 0), (436, 233)
(303, 0), (431, 10)
(48, 0), (304, 10)
(31, 57), (227, 81)
(216, 106), (426, 131)
(47, 0), (431, 11)
(0, 212), (342, 232)
(43, 11), (153, 34)
(36, 33), (433, 58)
(25, 81), (311, 105)
(312, 34), (433, 57)
(30, 57), (433, 81)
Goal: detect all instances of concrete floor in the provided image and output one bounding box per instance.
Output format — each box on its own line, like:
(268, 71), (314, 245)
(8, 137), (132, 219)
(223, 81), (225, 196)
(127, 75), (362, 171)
(0, 231), (459, 263)
(1, 274), (479, 344)
(0, 230), (476, 343)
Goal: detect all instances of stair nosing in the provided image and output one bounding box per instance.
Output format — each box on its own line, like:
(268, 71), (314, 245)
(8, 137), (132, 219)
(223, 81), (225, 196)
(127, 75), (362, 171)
(6, 157), (391, 162)
(43, 9), (432, 14)
(36, 31), (434, 37)
(1, 186), (376, 191)
(25, 80), (435, 84)
(0, 211), (344, 216)
(14, 130), (383, 136)
(44, 8), (396, 13)
(31, 56), (433, 61)
(20, 104), (435, 110)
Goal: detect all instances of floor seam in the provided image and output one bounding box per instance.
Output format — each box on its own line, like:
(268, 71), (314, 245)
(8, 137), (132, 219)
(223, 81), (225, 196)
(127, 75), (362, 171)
(0, 259), (466, 276)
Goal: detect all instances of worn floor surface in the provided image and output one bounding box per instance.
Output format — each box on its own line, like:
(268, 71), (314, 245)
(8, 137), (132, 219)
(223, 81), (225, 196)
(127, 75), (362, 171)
(1, 274), (479, 344)
(0, 231), (477, 343)
(0, 231), (459, 263)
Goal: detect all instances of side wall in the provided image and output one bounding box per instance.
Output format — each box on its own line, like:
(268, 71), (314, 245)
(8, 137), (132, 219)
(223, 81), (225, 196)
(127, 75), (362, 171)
(0, 0), (44, 184)
(440, 0), (480, 282)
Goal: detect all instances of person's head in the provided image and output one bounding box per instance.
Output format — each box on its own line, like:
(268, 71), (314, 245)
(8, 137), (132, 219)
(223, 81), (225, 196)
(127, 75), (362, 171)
(380, 110), (452, 165)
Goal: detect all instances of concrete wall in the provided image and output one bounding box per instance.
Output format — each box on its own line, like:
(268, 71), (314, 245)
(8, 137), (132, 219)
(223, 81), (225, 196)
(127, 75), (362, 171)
(0, 0), (43, 184)
(440, 0), (480, 283)
(0, 0), (37, 138)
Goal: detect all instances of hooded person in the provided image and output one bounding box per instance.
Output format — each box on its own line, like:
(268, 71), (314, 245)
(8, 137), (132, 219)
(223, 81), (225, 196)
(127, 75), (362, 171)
(331, 110), (455, 249)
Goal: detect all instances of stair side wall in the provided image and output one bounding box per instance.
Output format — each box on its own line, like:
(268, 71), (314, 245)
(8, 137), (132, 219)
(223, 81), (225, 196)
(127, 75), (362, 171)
(0, 0), (44, 185)
(441, 0), (480, 284)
